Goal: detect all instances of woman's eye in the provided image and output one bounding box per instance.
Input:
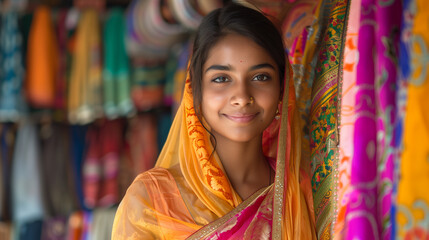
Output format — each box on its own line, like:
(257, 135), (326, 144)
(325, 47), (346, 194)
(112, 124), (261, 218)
(252, 74), (270, 81)
(212, 76), (229, 83)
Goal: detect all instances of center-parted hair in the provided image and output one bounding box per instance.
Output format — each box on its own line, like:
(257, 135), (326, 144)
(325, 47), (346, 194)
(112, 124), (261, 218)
(190, 3), (286, 118)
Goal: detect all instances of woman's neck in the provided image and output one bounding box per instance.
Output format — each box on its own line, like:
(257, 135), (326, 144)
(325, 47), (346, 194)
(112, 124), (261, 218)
(212, 134), (272, 200)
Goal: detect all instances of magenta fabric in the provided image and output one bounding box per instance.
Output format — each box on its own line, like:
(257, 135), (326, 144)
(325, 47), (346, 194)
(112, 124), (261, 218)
(346, 0), (401, 238)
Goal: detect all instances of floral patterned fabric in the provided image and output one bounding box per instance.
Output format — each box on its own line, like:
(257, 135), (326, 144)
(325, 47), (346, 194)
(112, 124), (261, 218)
(396, 0), (429, 238)
(309, 1), (349, 238)
(287, 0), (428, 239)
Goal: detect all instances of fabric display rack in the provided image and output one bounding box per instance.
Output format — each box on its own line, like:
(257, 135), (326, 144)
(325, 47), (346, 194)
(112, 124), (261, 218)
(0, 0), (223, 239)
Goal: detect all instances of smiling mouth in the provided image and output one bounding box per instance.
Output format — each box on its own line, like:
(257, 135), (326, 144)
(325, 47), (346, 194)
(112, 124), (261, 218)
(224, 113), (259, 123)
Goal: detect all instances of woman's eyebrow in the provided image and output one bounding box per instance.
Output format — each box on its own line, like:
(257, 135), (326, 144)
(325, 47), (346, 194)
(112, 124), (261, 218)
(204, 63), (275, 73)
(205, 64), (232, 73)
(250, 63), (275, 71)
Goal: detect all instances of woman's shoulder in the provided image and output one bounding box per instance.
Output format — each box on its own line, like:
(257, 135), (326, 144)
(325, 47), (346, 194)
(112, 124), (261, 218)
(128, 167), (182, 201)
(134, 167), (176, 184)
(112, 166), (199, 239)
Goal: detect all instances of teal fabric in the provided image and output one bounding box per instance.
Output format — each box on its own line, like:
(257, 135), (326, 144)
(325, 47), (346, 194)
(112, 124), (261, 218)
(0, 12), (26, 121)
(103, 8), (133, 118)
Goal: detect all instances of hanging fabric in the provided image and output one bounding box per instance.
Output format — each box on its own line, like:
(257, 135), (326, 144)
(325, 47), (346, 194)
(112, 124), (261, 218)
(125, 114), (158, 177)
(40, 216), (68, 240)
(0, 123), (17, 221)
(333, 0), (360, 237)
(83, 119), (123, 208)
(53, 9), (69, 111)
(167, 0), (203, 30)
(103, 8), (134, 119)
(0, 11), (26, 121)
(83, 124), (102, 209)
(11, 119), (45, 234)
(98, 119), (123, 207)
(89, 207), (117, 240)
(26, 6), (58, 108)
(396, 0), (429, 238)
(39, 122), (79, 217)
(125, 0), (188, 60)
(70, 124), (89, 211)
(68, 9), (103, 124)
(65, 211), (84, 240)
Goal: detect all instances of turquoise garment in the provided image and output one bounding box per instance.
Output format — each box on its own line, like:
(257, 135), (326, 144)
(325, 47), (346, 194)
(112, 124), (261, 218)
(103, 8), (134, 118)
(0, 12), (26, 121)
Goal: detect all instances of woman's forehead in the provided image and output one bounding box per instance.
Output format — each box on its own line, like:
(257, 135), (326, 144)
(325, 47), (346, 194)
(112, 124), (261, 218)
(203, 34), (278, 72)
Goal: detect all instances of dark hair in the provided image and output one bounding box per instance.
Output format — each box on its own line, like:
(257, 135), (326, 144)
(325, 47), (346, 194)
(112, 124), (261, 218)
(190, 3), (286, 118)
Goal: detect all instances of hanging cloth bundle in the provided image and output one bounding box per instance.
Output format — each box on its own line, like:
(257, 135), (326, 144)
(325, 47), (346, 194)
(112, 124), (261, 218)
(103, 8), (134, 119)
(0, 11), (26, 121)
(26, 6), (58, 108)
(68, 9), (103, 124)
(39, 123), (79, 217)
(11, 120), (45, 225)
(125, 0), (188, 60)
(0, 123), (17, 221)
(53, 9), (69, 110)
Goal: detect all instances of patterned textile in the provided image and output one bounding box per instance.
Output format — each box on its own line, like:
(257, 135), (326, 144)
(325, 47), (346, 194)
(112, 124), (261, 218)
(309, 0), (350, 238)
(395, 0), (429, 238)
(0, 11), (25, 121)
(288, 1), (322, 201)
(98, 119), (123, 207)
(130, 63), (165, 111)
(83, 119), (123, 209)
(333, 0), (360, 237)
(345, 0), (401, 239)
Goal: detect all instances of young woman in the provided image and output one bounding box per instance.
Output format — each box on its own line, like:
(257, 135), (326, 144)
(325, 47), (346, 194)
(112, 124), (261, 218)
(112, 3), (316, 239)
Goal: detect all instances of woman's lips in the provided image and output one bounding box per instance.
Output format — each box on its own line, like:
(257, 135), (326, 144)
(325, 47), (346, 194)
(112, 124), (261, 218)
(224, 113), (259, 123)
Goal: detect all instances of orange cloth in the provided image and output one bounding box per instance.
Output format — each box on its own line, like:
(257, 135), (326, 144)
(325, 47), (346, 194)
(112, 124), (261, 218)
(396, 0), (429, 237)
(26, 6), (58, 108)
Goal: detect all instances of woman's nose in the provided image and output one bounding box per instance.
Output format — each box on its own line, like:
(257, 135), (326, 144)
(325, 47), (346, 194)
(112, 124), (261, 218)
(230, 82), (252, 106)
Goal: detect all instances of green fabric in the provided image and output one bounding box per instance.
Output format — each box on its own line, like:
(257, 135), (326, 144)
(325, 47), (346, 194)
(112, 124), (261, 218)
(103, 8), (133, 118)
(309, 0), (350, 238)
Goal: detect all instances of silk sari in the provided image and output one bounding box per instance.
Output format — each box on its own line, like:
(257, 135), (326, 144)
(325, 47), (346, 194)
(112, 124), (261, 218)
(112, 59), (316, 239)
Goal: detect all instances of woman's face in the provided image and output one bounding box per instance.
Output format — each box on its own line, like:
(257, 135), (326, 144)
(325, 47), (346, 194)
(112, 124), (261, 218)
(201, 33), (281, 143)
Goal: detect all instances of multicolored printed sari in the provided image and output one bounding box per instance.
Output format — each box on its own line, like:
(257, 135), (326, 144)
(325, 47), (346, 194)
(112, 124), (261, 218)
(112, 60), (316, 239)
(288, 0), (351, 238)
(395, 0), (429, 238)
